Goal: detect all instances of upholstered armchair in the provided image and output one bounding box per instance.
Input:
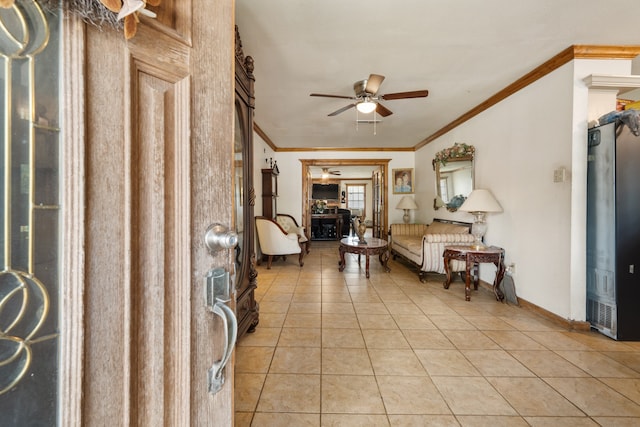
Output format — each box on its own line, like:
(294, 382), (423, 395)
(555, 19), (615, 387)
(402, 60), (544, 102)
(275, 213), (309, 253)
(255, 216), (304, 269)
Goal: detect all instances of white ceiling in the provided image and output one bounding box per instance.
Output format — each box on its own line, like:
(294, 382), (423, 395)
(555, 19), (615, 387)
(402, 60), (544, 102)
(236, 0), (640, 151)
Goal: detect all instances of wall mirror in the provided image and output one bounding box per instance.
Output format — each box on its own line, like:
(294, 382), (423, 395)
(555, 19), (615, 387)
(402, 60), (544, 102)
(433, 144), (475, 212)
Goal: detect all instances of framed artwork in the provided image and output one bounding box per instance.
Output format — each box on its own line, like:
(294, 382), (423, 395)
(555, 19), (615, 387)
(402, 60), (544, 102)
(392, 168), (414, 194)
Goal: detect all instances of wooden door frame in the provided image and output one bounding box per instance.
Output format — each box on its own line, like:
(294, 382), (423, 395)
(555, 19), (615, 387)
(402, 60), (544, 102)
(300, 159), (390, 240)
(60, 14), (85, 425)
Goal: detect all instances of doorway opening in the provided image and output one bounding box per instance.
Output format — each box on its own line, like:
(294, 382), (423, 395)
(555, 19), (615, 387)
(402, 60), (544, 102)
(300, 159), (390, 241)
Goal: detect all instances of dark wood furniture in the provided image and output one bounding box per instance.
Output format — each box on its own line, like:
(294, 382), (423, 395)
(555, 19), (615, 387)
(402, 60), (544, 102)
(338, 237), (391, 278)
(443, 245), (506, 301)
(234, 27), (259, 338)
(311, 212), (343, 241)
(371, 168), (385, 238)
(261, 166), (278, 219)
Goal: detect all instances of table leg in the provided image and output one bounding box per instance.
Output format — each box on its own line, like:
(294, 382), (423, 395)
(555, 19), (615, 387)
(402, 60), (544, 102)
(338, 246), (346, 272)
(379, 248), (391, 273)
(493, 260), (506, 301)
(443, 255), (453, 289)
(365, 253), (370, 278)
(465, 255), (472, 301)
(473, 263), (479, 290)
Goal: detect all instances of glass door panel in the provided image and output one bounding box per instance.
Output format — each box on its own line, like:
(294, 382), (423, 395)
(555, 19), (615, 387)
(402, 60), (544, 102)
(0, 2), (61, 424)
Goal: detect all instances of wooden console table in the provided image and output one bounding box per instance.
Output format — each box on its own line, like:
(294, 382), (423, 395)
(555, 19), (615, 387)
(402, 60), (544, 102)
(443, 245), (506, 301)
(311, 213), (343, 241)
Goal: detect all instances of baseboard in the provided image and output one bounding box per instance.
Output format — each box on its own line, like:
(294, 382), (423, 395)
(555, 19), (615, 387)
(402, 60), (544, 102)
(478, 281), (591, 331)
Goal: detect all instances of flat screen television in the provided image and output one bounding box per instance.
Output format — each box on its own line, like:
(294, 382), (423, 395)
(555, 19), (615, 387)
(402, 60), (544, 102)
(312, 183), (340, 200)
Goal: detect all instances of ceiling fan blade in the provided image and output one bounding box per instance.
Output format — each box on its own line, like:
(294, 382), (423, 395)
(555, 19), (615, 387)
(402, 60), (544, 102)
(310, 93), (355, 100)
(375, 102), (393, 117)
(328, 104), (356, 116)
(364, 74), (385, 95)
(380, 90), (429, 100)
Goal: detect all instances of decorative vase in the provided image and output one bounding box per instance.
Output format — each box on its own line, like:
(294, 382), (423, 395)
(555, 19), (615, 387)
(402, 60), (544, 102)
(355, 216), (367, 243)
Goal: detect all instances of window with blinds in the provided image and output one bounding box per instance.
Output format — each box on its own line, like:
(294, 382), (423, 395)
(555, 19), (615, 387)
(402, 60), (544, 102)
(346, 184), (365, 212)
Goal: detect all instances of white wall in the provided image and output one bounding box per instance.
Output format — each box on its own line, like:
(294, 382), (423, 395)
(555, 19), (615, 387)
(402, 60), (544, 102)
(415, 58), (633, 320)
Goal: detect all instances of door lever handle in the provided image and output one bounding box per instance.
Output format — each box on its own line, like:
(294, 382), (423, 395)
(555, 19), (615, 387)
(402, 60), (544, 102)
(208, 301), (237, 394)
(203, 222), (239, 394)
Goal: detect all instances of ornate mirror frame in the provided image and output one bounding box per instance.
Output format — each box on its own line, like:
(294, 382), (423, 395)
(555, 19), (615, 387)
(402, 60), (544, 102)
(432, 143), (475, 212)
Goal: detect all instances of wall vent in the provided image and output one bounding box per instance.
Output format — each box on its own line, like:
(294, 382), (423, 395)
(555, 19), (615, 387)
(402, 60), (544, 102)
(587, 298), (616, 338)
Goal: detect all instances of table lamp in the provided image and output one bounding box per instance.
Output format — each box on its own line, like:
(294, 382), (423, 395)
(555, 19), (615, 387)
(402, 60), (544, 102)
(459, 189), (502, 249)
(396, 196), (418, 224)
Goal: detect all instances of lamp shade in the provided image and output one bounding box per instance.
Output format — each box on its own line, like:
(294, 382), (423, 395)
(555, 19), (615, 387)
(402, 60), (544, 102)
(396, 196), (418, 210)
(459, 189), (502, 213)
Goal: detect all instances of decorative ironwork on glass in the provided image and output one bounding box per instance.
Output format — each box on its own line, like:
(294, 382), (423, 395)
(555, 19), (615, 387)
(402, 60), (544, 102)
(1, 0), (58, 402)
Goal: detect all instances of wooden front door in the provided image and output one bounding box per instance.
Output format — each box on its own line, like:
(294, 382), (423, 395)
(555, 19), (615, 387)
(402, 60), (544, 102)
(75, 1), (235, 425)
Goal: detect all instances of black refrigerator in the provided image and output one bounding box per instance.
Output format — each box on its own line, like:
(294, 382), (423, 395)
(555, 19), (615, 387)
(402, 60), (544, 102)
(587, 120), (640, 340)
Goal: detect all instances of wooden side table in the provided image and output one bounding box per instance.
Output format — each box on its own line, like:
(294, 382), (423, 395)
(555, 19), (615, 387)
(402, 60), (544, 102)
(443, 245), (506, 301)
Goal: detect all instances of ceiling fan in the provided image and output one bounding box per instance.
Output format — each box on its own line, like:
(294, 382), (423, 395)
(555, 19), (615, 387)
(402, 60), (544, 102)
(322, 167), (341, 176)
(310, 74), (429, 117)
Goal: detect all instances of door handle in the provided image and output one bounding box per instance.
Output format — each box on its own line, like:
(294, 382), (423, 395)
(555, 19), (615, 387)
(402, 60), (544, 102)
(204, 223), (238, 254)
(208, 301), (237, 394)
(203, 223), (239, 394)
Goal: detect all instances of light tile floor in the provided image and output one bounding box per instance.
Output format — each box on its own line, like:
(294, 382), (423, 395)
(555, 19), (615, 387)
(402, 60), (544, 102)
(235, 238), (640, 426)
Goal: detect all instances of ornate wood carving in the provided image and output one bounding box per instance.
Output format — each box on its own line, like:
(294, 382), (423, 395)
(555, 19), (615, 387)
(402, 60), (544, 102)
(235, 27), (259, 338)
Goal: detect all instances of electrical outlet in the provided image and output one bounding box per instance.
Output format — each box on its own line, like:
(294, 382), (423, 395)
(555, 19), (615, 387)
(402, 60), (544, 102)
(506, 263), (516, 275)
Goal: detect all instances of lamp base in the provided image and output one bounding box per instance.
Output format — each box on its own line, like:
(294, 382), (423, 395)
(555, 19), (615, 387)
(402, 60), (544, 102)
(402, 209), (410, 224)
(471, 212), (488, 249)
(470, 238), (487, 251)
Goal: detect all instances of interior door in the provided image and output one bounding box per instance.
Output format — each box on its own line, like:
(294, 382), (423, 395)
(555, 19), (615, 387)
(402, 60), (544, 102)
(76, 1), (235, 425)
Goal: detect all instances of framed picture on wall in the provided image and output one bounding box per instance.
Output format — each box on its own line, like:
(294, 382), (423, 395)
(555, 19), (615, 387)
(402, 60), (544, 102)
(392, 168), (414, 194)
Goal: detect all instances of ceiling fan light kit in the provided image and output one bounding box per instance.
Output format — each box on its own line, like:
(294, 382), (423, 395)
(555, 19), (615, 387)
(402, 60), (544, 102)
(356, 100), (377, 114)
(310, 73), (429, 119)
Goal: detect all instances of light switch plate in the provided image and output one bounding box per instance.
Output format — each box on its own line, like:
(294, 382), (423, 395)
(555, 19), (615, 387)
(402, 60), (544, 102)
(553, 167), (566, 183)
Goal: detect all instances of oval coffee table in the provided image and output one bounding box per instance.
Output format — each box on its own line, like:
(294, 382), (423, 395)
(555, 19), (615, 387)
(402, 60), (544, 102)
(338, 237), (390, 278)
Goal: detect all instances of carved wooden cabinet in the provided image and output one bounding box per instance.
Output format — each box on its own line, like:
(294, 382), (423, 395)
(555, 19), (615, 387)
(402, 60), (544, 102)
(261, 167), (279, 219)
(234, 27), (259, 338)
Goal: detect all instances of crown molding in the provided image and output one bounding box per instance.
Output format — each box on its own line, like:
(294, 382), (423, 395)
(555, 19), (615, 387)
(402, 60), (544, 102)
(583, 74), (640, 92)
(253, 123), (277, 150)
(415, 45), (640, 149)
